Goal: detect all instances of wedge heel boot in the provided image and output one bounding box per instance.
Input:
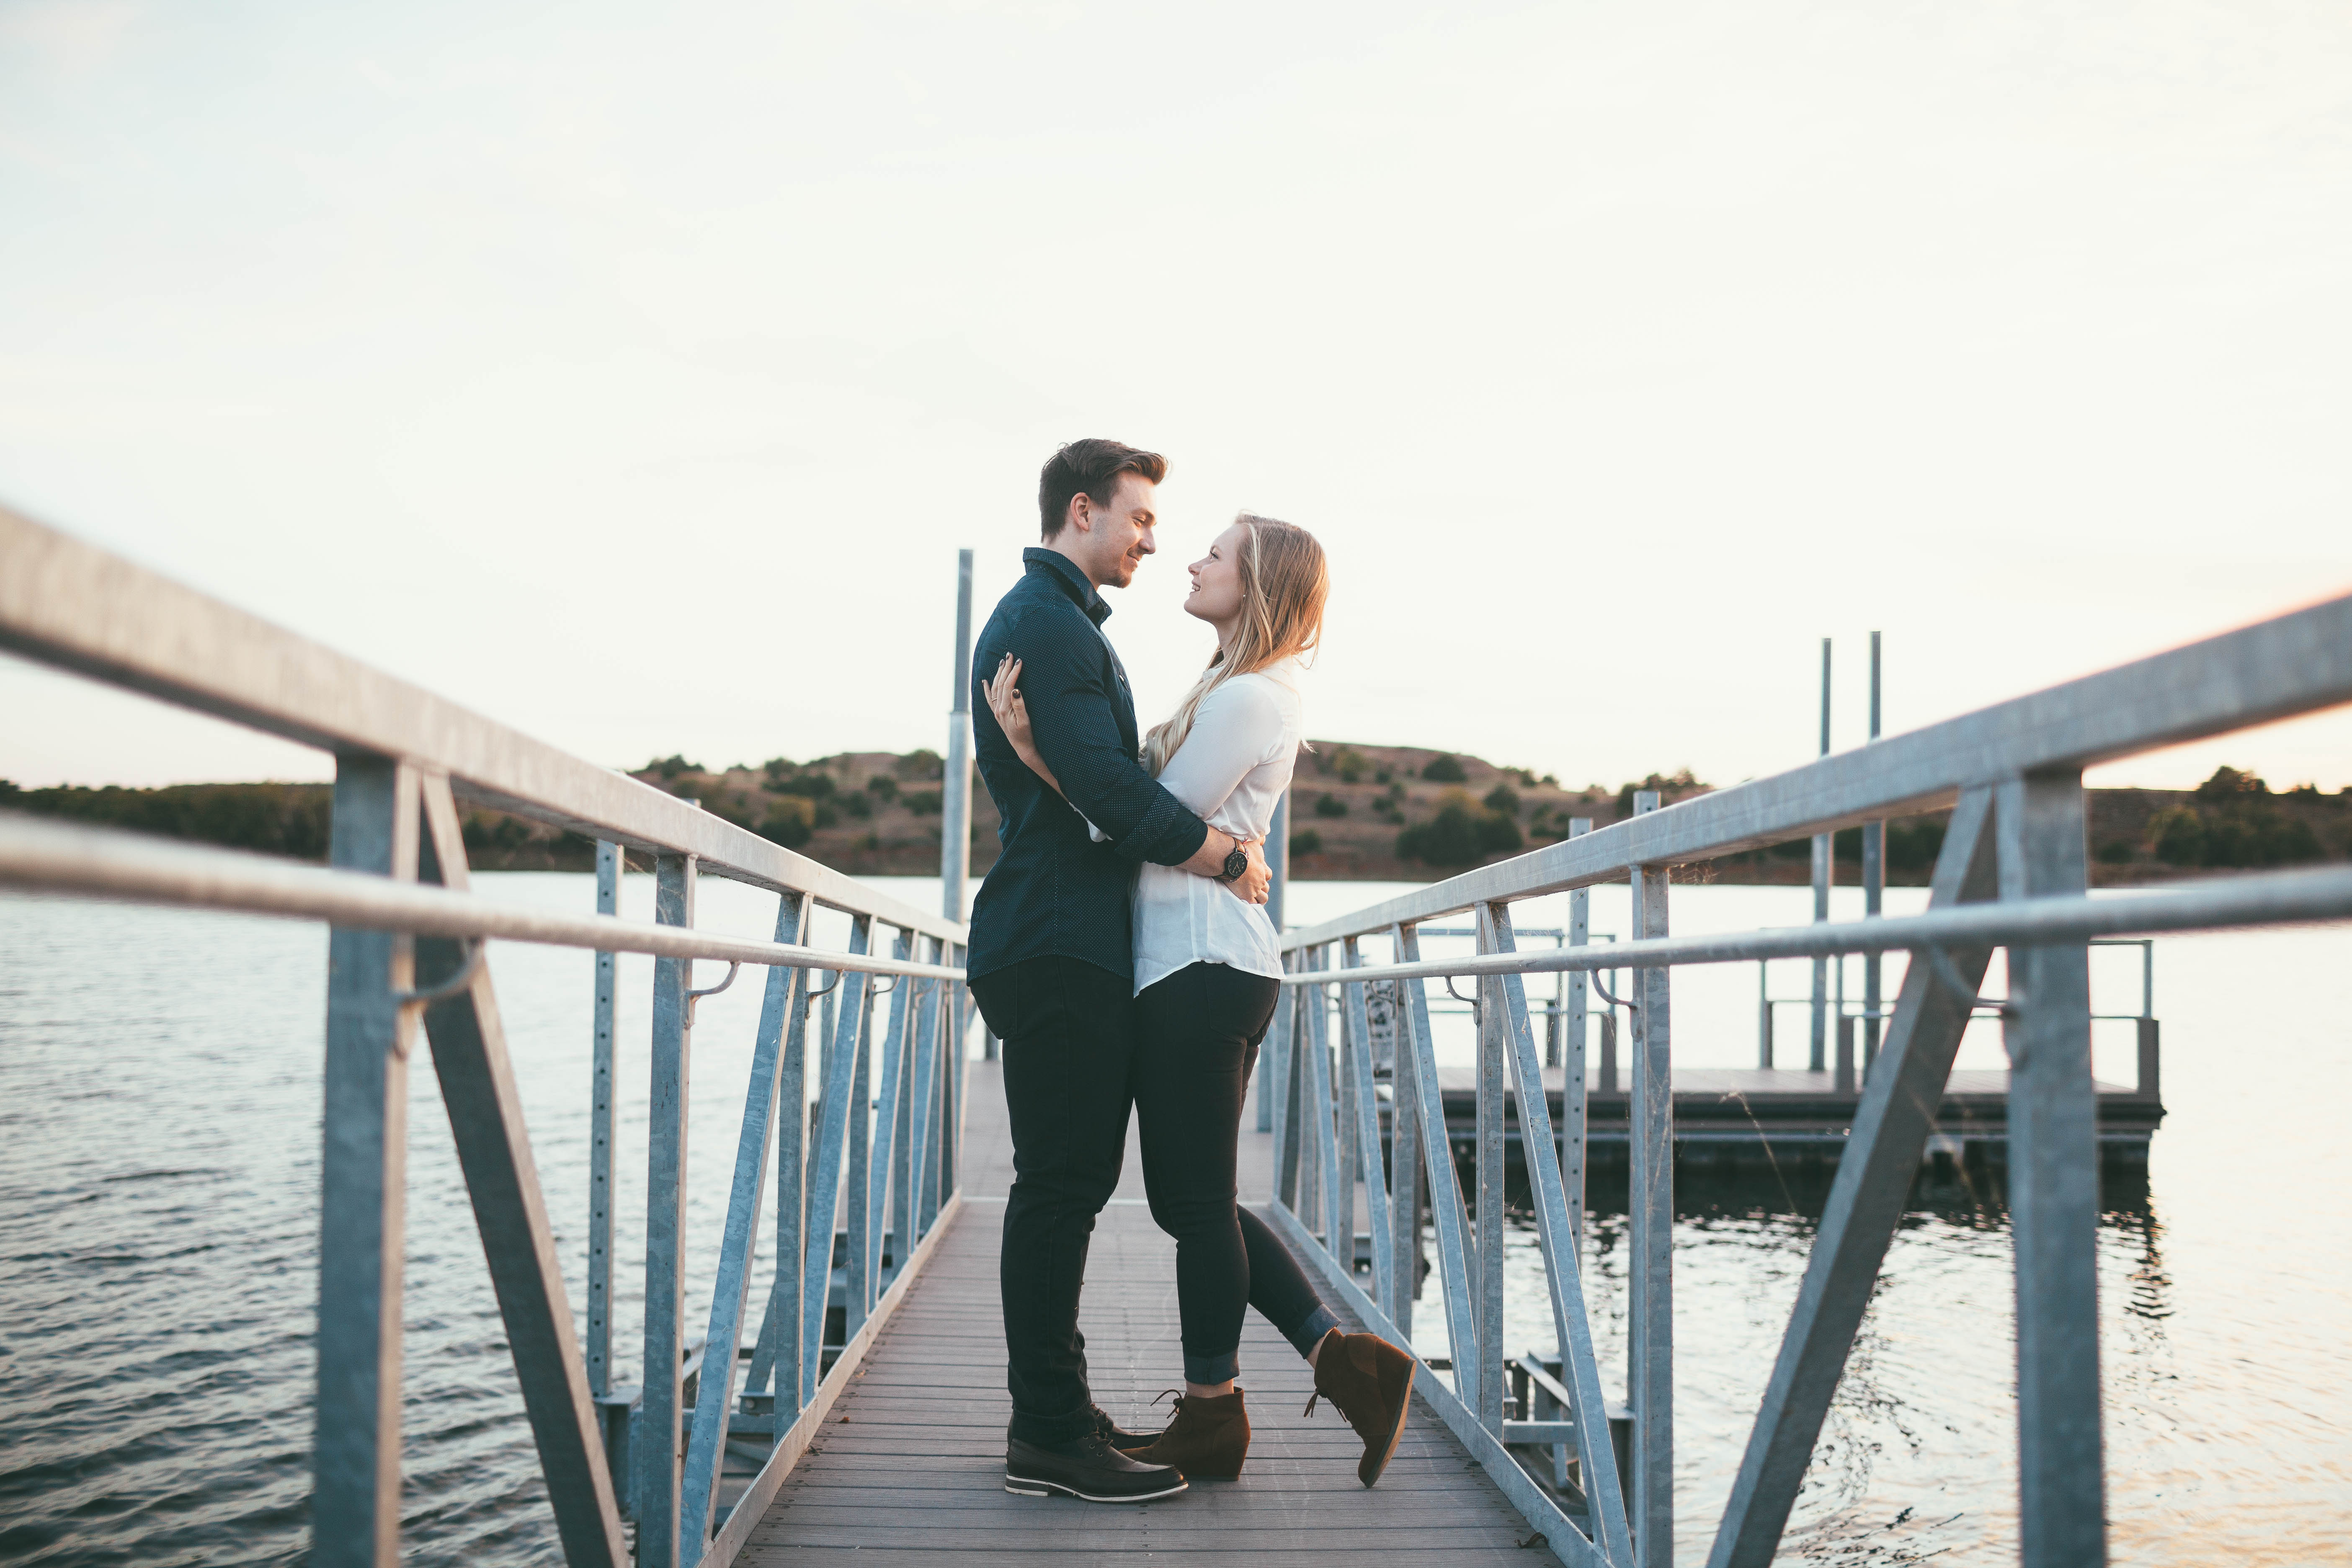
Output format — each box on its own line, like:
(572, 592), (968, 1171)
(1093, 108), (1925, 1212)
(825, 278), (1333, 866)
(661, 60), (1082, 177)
(1118, 1389), (1250, 1479)
(1305, 1330), (1414, 1487)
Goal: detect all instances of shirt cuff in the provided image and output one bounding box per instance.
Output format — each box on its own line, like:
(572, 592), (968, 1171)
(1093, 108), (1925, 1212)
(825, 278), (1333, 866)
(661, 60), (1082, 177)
(1114, 792), (1210, 867)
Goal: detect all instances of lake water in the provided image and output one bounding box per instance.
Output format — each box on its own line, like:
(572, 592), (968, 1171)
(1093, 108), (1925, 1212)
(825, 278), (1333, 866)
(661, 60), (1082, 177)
(1, 875), (2346, 1565)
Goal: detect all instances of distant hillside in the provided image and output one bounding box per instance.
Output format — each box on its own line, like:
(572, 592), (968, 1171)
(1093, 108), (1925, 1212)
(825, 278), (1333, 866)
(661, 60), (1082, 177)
(5, 756), (2343, 887)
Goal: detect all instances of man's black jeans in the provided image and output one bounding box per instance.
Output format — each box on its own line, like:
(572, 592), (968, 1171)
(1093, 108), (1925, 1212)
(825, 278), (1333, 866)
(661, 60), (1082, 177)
(970, 955), (1137, 1446)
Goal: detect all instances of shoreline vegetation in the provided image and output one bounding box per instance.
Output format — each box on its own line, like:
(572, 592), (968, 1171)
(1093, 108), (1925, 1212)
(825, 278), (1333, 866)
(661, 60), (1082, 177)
(5, 747), (2344, 889)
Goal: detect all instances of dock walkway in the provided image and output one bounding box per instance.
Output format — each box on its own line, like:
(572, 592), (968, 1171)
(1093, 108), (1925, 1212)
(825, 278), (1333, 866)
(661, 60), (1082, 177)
(740, 1061), (1558, 1565)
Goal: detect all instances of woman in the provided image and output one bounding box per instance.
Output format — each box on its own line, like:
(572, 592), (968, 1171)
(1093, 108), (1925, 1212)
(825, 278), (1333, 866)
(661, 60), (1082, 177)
(984, 512), (1416, 1488)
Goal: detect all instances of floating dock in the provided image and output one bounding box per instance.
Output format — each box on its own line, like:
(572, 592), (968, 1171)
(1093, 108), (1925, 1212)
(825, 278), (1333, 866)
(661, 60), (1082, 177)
(1434, 1065), (2165, 1167)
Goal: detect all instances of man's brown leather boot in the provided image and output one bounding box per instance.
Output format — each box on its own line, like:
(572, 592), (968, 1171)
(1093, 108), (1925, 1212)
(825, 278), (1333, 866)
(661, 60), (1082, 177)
(1117, 1388), (1251, 1479)
(1304, 1329), (1414, 1486)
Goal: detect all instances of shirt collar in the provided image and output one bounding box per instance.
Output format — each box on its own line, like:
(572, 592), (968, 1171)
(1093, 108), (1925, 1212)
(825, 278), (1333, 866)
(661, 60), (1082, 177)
(1023, 546), (1112, 626)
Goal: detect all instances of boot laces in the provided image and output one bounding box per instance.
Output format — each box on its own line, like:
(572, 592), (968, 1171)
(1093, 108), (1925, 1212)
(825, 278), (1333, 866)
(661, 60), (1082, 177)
(1302, 1390), (1355, 1422)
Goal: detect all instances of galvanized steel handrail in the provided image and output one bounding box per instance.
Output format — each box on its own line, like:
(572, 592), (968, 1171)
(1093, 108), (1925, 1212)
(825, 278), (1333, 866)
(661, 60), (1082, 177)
(0, 813), (965, 978)
(0, 503), (961, 944)
(1273, 863), (2352, 985)
(1263, 594), (2352, 1568)
(1279, 589), (2352, 952)
(0, 505), (979, 1568)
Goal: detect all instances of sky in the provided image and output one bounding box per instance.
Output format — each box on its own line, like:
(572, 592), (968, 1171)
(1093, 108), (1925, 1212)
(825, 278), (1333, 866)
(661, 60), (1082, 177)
(4, 0), (2349, 795)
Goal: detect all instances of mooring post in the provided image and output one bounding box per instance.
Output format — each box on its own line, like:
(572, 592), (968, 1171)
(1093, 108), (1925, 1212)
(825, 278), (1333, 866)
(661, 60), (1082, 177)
(1628, 790), (1674, 1568)
(314, 756), (420, 1568)
(1810, 637), (1831, 1072)
(942, 549), (978, 1070)
(1862, 631), (1885, 1077)
(639, 851), (696, 1568)
(1999, 770), (2107, 1568)
(942, 548), (975, 924)
(587, 841), (620, 1403)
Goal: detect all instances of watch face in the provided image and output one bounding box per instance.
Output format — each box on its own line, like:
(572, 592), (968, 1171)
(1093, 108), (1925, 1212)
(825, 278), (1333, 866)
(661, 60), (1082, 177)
(1225, 848), (1250, 880)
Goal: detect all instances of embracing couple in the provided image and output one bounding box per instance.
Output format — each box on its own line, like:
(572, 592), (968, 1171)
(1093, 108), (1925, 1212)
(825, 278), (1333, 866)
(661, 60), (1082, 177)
(965, 438), (1414, 1506)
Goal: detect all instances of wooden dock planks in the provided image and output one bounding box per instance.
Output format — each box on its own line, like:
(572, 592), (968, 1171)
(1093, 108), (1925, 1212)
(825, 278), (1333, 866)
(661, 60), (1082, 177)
(739, 1062), (1562, 1565)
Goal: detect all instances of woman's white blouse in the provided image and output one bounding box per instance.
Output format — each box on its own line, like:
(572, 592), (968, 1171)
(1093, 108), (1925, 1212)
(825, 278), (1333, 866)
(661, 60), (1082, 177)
(1130, 658), (1305, 996)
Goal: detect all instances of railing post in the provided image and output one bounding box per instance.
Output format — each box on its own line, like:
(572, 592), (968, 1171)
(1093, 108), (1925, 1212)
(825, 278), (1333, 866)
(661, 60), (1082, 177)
(637, 851), (696, 1568)
(413, 778), (628, 1568)
(1394, 922), (1480, 1404)
(1810, 637), (1832, 1073)
(1757, 960), (1772, 1070)
(946, 944), (970, 1207)
(1998, 769), (2107, 1568)
(1629, 789), (1674, 1567)
(1566, 818), (1594, 1253)
(314, 755), (419, 1568)
(1264, 953), (1297, 1182)
(681, 891), (811, 1548)
(1473, 915), (1506, 1438)
(801, 919), (874, 1401)
(588, 842), (620, 1404)
(1386, 941), (1421, 1332)
(1340, 938), (1394, 1308)
(1705, 787), (2000, 1568)
(1260, 789), (1290, 1134)
(1302, 951), (1345, 1253)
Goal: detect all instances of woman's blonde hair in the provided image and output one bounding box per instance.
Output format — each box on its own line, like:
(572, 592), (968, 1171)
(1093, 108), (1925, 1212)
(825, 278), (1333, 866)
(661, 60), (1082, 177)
(1142, 513), (1329, 776)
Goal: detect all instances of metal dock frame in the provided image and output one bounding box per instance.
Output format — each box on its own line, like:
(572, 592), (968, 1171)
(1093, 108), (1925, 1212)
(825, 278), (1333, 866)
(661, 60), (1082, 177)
(1261, 590), (2352, 1568)
(0, 506), (981, 1568)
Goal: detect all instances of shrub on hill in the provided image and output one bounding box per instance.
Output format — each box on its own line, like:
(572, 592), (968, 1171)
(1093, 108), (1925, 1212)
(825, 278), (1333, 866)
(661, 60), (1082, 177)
(1396, 789), (1521, 865)
(1421, 754), (1467, 783)
(760, 796), (815, 848)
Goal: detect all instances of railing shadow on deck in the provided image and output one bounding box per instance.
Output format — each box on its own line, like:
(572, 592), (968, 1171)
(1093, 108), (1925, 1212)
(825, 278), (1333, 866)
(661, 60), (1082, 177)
(0, 505), (978, 1568)
(1259, 592), (2352, 1568)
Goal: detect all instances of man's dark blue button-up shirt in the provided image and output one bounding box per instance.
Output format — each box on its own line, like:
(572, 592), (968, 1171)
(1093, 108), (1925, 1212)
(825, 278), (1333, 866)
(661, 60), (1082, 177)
(967, 548), (1212, 982)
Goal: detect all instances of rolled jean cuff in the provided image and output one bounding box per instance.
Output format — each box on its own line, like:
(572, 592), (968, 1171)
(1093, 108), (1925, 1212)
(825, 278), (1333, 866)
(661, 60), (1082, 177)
(1183, 1346), (1241, 1385)
(1285, 1305), (1344, 1360)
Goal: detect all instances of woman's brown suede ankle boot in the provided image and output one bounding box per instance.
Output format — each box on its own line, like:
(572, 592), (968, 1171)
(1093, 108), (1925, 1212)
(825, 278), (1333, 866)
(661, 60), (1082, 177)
(1119, 1388), (1251, 1479)
(1305, 1329), (1414, 1486)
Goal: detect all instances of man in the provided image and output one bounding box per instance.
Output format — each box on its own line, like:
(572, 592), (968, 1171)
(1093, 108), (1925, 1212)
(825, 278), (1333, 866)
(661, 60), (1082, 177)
(967, 438), (1270, 1503)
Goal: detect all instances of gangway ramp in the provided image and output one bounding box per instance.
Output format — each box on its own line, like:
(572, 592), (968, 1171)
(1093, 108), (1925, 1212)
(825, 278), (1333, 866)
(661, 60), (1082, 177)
(739, 1060), (1561, 1565)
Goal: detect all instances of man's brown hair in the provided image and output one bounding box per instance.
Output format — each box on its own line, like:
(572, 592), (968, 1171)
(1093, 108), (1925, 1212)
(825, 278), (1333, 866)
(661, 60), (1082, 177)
(1038, 438), (1168, 540)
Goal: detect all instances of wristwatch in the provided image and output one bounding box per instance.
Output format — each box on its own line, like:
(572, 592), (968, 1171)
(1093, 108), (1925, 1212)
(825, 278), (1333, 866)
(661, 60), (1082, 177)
(1217, 845), (1250, 883)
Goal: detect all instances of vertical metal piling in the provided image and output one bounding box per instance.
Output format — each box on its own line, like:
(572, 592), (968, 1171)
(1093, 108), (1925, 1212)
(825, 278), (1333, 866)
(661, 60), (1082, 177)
(942, 548), (975, 926)
(314, 756), (419, 1568)
(1999, 770), (2108, 1568)
(1474, 916), (1506, 1438)
(638, 852), (696, 1568)
(1386, 929), (1421, 1332)
(1565, 818), (1592, 1254)
(1862, 632), (1885, 1076)
(588, 842), (620, 1403)
(1261, 790), (1289, 1133)
(1810, 638), (1831, 1072)
(1629, 790), (1674, 1567)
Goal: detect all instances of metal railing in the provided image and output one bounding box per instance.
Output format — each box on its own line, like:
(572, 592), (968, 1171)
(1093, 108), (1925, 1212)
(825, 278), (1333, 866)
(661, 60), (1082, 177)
(1759, 936), (2160, 1095)
(1258, 591), (2352, 1568)
(0, 505), (977, 1568)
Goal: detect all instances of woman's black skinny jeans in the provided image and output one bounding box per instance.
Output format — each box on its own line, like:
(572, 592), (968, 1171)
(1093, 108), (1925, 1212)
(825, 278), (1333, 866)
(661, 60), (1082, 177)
(1132, 961), (1343, 1385)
